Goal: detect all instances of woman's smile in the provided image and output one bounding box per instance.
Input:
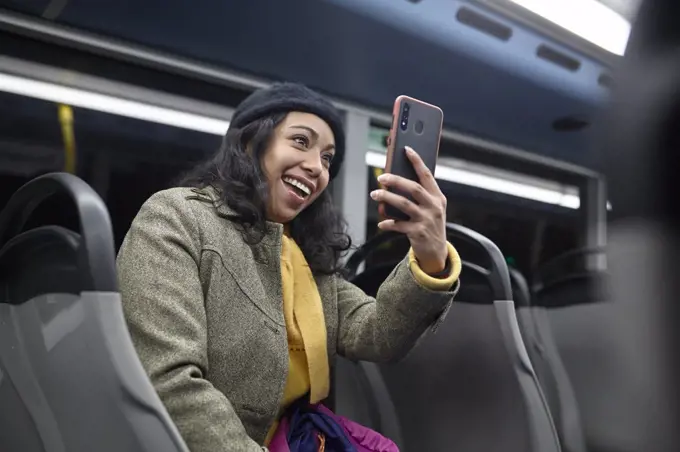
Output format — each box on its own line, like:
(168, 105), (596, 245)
(280, 176), (310, 208)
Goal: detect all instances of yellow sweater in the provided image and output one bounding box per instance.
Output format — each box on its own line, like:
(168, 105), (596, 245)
(265, 236), (462, 444)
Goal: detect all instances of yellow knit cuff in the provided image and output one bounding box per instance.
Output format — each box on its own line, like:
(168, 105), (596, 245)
(408, 242), (462, 291)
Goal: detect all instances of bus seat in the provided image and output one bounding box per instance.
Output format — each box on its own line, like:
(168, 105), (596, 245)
(334, 260), (409, 448)
(333, 354), (404, 448)
(535, 249), (644, 452)
(511, 268), (586, 452)
(337, 225), (561, 452)
(0, 173), (189, 452)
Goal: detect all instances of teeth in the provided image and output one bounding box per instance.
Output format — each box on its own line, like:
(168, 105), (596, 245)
(283, 177), (311, 196)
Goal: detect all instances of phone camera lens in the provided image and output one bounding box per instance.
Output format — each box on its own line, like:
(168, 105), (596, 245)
(400, 103), (410, 130)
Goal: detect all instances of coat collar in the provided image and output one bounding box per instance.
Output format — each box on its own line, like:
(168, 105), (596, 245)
(191, 185), (284, 230)
(190, 185), (285, 263)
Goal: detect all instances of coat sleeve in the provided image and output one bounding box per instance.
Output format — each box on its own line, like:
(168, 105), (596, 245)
(116, 190), (266, 452)
(336, 242), (461, 363)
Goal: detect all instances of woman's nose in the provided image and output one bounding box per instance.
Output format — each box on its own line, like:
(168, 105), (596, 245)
(300, 152), (323, 176)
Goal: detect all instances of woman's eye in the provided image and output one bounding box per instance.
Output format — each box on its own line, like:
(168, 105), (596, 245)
(322, 154), (334, 166)
(293, 135), (309, 147)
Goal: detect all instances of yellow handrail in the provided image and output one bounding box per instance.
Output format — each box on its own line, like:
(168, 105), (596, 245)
(58, 104), (76, 174)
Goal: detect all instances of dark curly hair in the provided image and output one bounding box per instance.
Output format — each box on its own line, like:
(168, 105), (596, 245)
(178, 112), (352, 275)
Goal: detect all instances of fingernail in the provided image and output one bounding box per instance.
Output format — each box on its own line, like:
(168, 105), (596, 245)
(405, 146), (415, 155)
(370, 190), (379, 200)
(377, 174), (388, 182)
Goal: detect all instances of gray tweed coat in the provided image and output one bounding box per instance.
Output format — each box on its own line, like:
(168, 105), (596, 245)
(116, 187), (459, 451)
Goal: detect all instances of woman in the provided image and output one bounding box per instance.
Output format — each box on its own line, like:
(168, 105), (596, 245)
(117, 83), (461, 451)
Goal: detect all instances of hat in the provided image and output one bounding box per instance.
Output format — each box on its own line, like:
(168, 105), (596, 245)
(230, 82), (346, 180)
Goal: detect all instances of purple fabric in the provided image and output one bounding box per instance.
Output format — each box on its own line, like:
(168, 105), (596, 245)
(286, 403), (355, 452)
(269, 404), (399, 452)
(269, 416), (292, 452)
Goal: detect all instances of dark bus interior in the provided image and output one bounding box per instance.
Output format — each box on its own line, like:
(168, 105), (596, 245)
(3, 0), (680, 451)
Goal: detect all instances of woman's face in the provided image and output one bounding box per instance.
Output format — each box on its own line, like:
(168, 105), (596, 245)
(261, 111), (336, 223)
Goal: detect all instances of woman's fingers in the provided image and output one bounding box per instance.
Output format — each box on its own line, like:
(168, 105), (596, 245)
(370, 189), (421, 219)
(373, 148), (449, 267)
(373, 147), (448, 236)
(377, 172), (432, 205)
(404, 147), (442, 196)
(377, 218), (410, 233)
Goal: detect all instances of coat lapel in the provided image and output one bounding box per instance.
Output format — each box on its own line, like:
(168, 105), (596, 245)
(193, 187), (286, 326)
(251, 231), (285, 326)
(190, 186), (339, 350)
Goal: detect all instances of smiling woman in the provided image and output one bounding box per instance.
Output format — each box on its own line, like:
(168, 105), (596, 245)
(116, 82), (462, 451)
(176, 84), (349, 276)
(261, 113), (336, 224)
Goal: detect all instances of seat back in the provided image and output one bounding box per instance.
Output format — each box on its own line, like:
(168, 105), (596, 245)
(0, 173), (189, 452)
(511, 268), (586, 452)
(534, 248), (645, 452)
(603, 0), (680, 448)
(338, 224), (561, 452)
(333, 353), (404, 448)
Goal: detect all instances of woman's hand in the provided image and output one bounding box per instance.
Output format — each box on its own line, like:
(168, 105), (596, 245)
(371, 147), (449, 274)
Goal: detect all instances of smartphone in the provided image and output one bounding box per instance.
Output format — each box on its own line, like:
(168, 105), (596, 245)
(382, 95), (444, 221)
